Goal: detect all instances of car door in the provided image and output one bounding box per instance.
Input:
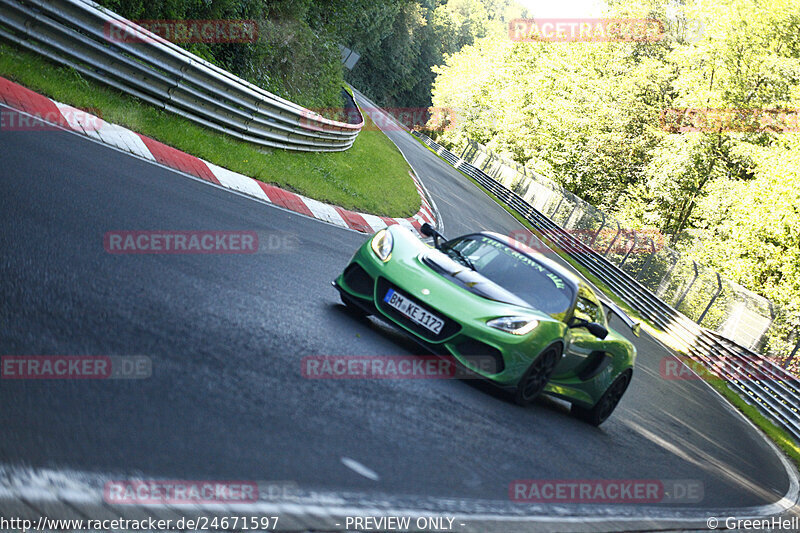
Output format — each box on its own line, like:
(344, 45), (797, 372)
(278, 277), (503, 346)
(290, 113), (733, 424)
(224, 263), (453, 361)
(553, 286), (609, 378)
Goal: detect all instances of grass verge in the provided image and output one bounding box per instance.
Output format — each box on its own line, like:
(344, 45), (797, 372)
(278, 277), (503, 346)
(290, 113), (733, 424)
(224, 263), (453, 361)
(413, 135), (800, 469)
(0, 42), (419, 217)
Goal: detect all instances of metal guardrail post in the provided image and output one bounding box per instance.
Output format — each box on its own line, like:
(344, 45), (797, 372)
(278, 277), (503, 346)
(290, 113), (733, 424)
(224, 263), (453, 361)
(635, 237), (657, 281)
(619, 230), (638, 267)
(564, 204), (578, 229)
(784, 339), (800, 369)
(698, 272), (723, 325)
(603, 222), (622, 257)
(656, 254), (680, 297)
(467, 142), (479, 162)
(550, 195), (564, 220)
(590, 211), (606, 248)
(492, 162), (502, 180)
(675, 260), (700, 310)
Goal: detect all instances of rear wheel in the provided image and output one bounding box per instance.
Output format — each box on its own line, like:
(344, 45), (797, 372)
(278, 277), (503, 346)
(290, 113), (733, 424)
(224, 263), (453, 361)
(572, 369), (632, 426)
(514, 345), (562, 406)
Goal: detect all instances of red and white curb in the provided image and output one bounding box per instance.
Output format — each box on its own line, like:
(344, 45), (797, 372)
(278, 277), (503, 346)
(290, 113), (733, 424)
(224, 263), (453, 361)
(0, 76), (438, 235)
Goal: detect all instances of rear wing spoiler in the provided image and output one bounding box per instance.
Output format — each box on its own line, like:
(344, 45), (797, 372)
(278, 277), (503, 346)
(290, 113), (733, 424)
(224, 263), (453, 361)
(599, 298), (641, 337)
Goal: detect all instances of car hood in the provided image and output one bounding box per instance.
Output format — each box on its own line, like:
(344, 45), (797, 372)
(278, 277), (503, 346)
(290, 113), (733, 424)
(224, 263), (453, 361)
(420, 249), (533, 310)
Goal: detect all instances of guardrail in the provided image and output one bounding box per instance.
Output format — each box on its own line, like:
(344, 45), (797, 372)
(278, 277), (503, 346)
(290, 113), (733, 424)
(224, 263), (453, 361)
(412, 130), (800, 443)
(0, 0), (363, 151)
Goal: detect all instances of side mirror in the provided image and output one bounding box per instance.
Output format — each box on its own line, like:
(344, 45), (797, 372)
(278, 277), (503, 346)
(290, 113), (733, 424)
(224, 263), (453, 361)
(586, 322), (609, 340)
(420, 223), (445, 249)
(568, 317), (609, 340)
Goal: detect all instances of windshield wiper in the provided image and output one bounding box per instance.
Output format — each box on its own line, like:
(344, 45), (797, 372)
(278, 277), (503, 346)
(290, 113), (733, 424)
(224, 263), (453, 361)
(446, 248), (476, 271)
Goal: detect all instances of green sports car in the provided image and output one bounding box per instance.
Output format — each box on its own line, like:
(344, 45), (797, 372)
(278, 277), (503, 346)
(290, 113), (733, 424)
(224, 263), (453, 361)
(332, 223), (640, 425)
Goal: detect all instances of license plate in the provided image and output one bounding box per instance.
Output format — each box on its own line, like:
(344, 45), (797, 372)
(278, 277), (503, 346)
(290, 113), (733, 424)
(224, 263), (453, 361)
(383, 288), (445, 335)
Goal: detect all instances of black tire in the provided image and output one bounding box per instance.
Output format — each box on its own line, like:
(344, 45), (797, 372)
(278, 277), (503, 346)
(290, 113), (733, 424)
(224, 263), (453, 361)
(340, 293), (369, 318)
(572, 369), (632, 426)
(514, 345), (562, 406)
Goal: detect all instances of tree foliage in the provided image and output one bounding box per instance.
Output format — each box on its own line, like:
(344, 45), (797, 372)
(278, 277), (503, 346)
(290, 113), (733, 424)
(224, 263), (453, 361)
(98, 0), (521, 112)
(431, 0), (800, 349)
(99, 0), (345, 109)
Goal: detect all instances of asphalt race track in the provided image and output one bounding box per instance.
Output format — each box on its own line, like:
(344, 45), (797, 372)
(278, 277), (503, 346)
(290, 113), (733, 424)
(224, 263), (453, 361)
(0, 101), (793, 527)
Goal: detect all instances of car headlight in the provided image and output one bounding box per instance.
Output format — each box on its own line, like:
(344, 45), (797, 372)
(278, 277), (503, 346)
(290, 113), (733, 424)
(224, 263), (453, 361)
(370, 229), (393, 262)
(487, 316), (540, 335)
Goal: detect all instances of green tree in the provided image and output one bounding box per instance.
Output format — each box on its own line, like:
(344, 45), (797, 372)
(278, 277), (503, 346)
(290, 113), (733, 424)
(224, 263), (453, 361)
(430, 0), (800, 353)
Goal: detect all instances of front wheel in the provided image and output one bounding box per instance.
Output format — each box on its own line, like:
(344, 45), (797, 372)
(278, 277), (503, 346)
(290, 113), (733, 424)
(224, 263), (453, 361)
(572, 369), (632, 426)
(514, 345), (562, 406)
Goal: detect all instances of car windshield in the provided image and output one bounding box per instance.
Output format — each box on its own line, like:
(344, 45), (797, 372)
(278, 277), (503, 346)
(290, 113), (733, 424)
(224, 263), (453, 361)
(443, 235), (575, 316)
